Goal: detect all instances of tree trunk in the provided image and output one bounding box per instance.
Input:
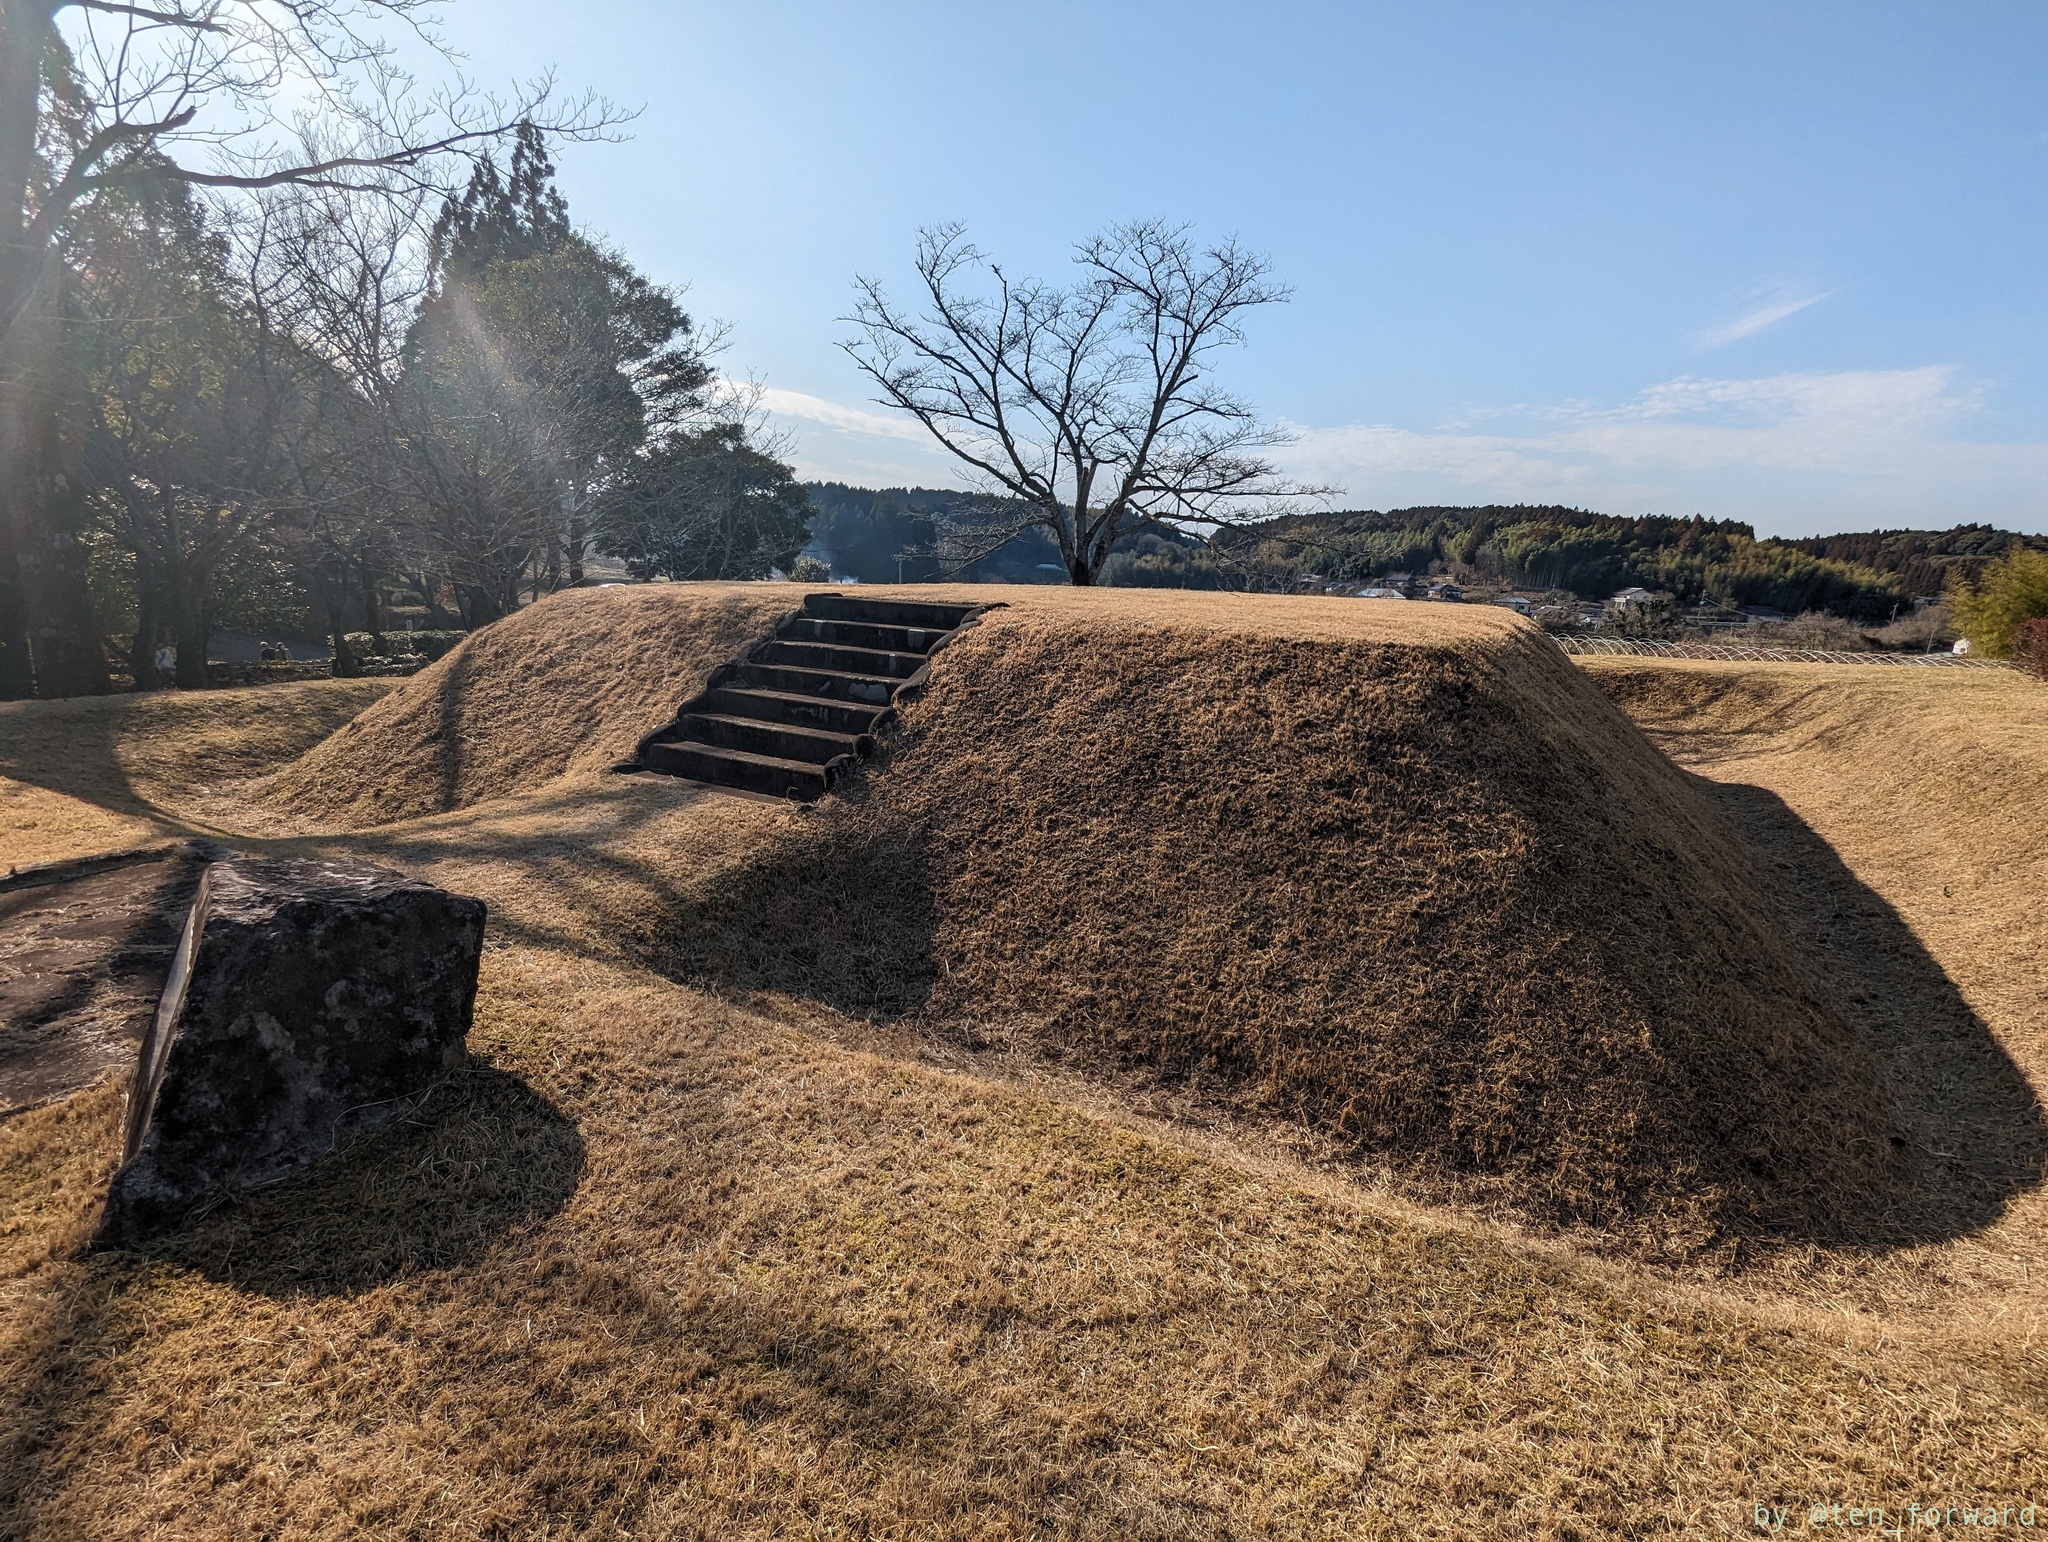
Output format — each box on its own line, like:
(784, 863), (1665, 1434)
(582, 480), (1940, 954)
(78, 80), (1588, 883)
(304, 560), (358, 676)
(129, 549), (162, 690)
(542, 517), (563, 595)
(5, 0), (108, 698)
(460, 582), (502, 628)
(25, 450), (113, 695)
(0, 341), (109, 695)
(168, 552), (210, 690)
(568, 509), (586, 586)
(326, 597), (358, 676)
(0, 542), (29, 699)
(360, 560), (386, 654)
(2, 2), (88, 698)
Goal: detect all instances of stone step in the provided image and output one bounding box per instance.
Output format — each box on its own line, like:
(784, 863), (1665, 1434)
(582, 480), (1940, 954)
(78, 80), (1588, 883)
(641, 740), (835, 800)
(704, 687), (892, 736)
(781, 616), (949, 655)
(727, 662), (899, 704)
(756, 638), (928, 679)
(800, 592), (983, 631)
(673, 712), (869, 764)
(628, 595), (989, 799)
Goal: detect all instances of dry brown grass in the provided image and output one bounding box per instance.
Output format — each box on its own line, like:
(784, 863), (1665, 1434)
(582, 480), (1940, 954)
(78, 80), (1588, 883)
(6, 944), (2047, 1539)
(4, 590), (2047, 1535)
(0, 680), (392, 870)
(581, 591), (1916, 1251)
(226, 589), (2048, 1253)
(257, 582), (1597, 831)
(259, 585), (796, 828)
(1584, 658), (2048, 1323)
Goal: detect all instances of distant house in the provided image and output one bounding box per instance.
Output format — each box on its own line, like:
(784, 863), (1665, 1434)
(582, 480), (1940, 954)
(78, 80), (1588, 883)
(1681, 601), (1748, 630)
(1425, 582), (1465, 603)
(1493, 594), (1533, 614)
(1355, 586), (1409, 601)
(1607, 586), (1653, 610)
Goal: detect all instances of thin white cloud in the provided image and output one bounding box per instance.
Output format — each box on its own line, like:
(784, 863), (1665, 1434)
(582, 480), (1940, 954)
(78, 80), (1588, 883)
(751, 385), (970, 487)
(1280, 367), (2048, 534)
(750, 369), (2048, 535)
(754, 386), (931, 443)
(1697, 289), (1834, 349)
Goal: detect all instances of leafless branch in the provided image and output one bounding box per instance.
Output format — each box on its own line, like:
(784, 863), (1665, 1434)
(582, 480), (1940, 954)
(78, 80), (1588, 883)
(842, 221), (1335, 584)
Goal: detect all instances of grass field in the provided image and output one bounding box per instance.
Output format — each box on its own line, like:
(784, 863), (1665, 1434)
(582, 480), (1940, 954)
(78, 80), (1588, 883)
(0, 679), (394, 868)
(1582, 659), (2048, 1326)
(1, 589), (2043, 1537)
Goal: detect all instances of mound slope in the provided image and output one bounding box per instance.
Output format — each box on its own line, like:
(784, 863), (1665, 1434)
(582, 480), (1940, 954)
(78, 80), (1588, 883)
(262, 586), (792, 827)
(658, 588), (1909, 1248)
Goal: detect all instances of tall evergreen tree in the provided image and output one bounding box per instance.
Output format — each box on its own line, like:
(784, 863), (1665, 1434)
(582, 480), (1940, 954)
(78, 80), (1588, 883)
(600, 422), (813, 582)
(401, 125), (715, 621)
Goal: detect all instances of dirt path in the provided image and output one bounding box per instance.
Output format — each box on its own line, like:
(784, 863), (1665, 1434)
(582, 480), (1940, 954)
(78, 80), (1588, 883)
(0, 852), (203, 1118)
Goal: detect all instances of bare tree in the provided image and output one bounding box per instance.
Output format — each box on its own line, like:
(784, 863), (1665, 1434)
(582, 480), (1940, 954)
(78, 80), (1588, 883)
(235, 168), (427, 671)
(0, 0), (615, 695)
(844, 221), (1331, 586)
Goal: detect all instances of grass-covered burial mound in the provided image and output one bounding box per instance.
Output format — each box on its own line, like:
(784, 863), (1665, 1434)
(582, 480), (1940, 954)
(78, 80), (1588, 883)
(659, 589), (1905, 1251)
(277, 584), (1905, 1250)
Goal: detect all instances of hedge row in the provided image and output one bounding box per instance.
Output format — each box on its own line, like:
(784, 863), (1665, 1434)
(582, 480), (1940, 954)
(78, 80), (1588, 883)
(342, 629), (468, 661)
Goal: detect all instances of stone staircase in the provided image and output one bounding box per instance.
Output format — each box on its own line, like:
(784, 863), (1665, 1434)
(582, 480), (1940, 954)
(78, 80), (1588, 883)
(624, 592), (991, 800)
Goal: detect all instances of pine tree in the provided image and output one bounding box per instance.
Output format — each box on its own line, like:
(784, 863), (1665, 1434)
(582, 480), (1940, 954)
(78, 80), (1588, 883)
(400, 125), (714, 620)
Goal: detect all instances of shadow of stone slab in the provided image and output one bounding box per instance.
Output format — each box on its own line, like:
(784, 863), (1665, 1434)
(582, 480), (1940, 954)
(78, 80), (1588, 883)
(128, 1061), (585, 1297)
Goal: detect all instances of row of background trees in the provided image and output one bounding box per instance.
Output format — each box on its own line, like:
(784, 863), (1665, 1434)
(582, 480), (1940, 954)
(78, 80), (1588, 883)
(1199, 506), (2048, 623)
(1, 2), (809, 699)
(802, 492), (2048, 629)
(5, 5), (2041, 697)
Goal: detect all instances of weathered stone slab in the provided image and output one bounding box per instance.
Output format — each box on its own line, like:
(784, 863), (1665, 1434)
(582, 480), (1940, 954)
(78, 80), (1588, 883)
(94, 857), (486, 1246)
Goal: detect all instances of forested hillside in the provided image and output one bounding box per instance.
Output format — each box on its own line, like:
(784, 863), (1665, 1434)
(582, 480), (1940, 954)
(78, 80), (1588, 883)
(803, 493), (2045, 619)
(1212, 506), (2048, 619)
(804, 483), (1227, 588)
(804, 484), (1056, 584)
(1779, 525), (2048, 600)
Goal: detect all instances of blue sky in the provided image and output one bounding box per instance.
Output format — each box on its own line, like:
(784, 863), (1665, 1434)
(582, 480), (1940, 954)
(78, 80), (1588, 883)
(425, 1), (2048, 536)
